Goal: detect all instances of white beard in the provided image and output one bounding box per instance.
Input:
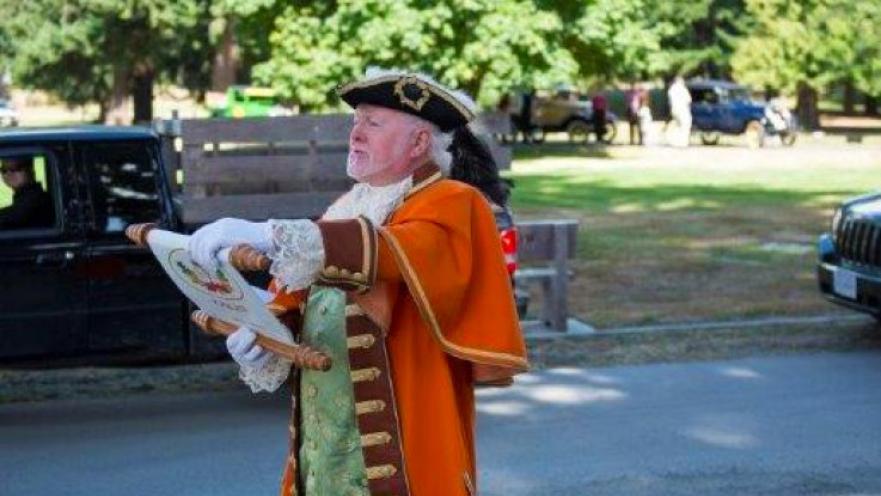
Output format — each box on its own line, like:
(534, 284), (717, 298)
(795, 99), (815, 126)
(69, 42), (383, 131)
(322, 176), (413, 226)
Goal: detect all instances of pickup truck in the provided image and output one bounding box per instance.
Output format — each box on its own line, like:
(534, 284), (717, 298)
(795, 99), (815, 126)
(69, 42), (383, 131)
(0, 126), (205, 366)
(0, 125), (523, 366)
(210, 86), (295, 119)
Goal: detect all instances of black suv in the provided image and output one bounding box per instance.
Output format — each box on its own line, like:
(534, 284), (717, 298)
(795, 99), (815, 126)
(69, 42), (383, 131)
(817, 192), (881, 319)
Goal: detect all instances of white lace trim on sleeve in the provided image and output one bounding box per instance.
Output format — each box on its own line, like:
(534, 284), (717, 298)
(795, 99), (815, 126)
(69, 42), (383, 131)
(267, 219), (325, 292)
(238, 355), (292, 393)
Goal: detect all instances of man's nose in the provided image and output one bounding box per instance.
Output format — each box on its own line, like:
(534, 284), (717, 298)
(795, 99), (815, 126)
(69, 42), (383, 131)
(350, 125), (365, 145)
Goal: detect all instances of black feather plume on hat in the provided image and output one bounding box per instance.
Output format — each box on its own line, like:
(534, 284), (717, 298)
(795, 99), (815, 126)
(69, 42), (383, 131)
(449, 127), (513, 207)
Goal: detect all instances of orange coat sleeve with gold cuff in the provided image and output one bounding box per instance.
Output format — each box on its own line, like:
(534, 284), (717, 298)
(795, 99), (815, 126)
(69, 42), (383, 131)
(377, 180), (529, 385)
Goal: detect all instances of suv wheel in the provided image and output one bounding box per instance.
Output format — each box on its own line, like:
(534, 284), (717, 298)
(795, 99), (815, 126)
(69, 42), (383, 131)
(700, 131), (721, 145)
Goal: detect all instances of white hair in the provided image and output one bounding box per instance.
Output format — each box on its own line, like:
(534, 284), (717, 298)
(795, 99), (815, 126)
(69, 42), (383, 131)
(430, 127), (453, 176)
(395, 112), (453, 176)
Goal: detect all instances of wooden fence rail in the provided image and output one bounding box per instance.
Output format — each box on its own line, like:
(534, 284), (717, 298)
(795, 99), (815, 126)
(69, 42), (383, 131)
(157, 112), (510, 224)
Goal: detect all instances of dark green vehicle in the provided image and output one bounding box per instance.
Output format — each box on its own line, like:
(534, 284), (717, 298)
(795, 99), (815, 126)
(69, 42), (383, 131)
(210, 86), (294, 119)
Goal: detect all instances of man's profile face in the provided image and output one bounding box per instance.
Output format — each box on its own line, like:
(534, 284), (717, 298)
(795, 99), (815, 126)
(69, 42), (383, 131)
(348, 104), (424, 186)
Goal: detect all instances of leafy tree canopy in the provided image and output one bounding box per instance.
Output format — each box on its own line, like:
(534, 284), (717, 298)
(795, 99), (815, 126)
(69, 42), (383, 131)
(254, 0), (579, 110)
(0, 0), (214, 119)
(732, 0), (880, 97)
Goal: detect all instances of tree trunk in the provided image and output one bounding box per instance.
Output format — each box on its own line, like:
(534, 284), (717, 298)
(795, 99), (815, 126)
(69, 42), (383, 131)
(866, 95), (879, 116)
(796, 82), (820, 130)
(211, 18), (239, 92)
(132, 70), (154, 124)
(97, 101), (108, 124)
(843, 80), (856, 115)
(105, 65), (130, 125)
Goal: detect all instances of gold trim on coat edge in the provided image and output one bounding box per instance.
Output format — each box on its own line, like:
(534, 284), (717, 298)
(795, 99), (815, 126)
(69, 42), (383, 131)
(464, 472), (476, 496)
(358, 217), (371, 285)
(368, 221), (379, 287)
(404, 171), (443, 200)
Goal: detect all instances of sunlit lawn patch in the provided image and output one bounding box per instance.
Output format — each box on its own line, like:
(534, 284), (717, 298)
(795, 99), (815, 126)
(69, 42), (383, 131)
(507, 143), (881, 327)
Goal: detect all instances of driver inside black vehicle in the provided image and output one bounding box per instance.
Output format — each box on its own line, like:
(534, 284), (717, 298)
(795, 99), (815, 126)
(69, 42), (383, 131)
(0, 155), (55, 230)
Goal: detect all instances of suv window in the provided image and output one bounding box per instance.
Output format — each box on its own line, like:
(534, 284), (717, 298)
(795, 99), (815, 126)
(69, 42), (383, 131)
(0, 151), (58, 231)
(83, 142), (161, 234)
(690, 88), (719, 105)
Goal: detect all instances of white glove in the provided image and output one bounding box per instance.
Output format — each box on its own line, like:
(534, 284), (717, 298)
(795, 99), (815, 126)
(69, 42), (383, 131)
(226, 327), (271, 369)
(188, 218), (273, 268)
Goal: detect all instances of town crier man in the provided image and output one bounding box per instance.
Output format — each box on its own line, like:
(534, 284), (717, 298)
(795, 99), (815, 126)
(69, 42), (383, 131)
(187, 69), (529, 496)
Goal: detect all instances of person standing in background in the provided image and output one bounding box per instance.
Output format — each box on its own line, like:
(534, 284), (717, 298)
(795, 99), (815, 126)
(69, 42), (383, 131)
(637, 86), (655, 146)
(667, 76), (692, 147)
(591, 88), (608, 143)
(627, 84), (647, 145)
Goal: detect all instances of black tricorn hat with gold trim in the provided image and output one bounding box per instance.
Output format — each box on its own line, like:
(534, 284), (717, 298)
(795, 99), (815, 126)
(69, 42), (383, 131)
(337, 70), (476, 132)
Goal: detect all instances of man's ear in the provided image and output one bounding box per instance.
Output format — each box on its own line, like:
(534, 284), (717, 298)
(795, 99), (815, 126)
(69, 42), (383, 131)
(410, 128), (431, 159)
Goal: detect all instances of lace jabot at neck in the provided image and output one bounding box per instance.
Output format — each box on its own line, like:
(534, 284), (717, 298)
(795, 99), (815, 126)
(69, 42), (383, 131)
(322, 176), (414, 225)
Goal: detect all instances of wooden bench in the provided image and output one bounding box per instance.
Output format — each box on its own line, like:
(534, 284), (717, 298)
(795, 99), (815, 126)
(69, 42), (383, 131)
(514, 220), (579, 332)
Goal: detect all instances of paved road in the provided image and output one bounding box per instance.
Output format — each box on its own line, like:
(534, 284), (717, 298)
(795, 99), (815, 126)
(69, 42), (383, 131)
(3, 351), (881, 496)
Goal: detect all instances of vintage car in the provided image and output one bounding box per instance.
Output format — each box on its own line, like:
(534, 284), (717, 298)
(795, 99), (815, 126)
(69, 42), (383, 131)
(503, 89), (618, 145)
(816, 192), (881, 320)
(210, 86), (295, 119)
(688, 80), (797, 147)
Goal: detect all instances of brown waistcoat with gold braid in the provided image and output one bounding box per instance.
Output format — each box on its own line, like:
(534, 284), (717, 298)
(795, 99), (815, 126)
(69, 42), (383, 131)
(279, 172), (424, 495)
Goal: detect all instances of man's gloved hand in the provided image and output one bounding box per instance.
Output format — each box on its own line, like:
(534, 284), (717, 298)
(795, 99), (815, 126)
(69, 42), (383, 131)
(188, 218), (273, 268)
(226, 327), (271, 369)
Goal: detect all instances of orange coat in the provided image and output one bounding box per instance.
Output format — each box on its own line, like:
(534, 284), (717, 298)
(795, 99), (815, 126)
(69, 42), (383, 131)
(274, 177), (528, 495)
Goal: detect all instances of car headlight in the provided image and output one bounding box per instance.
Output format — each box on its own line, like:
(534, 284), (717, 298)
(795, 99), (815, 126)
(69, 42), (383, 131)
(817, 233), (836, 261)
(831, 208), (843, 240)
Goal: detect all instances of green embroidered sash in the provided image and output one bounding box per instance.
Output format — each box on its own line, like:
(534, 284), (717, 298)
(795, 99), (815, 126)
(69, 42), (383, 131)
(299, 286), (369, 495)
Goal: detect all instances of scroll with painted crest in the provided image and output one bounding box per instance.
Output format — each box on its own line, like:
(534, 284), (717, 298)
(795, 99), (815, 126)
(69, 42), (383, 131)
(125, 223), (331, 371)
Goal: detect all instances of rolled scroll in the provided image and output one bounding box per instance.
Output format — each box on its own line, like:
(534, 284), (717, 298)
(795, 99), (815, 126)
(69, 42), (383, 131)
(125, 223), (271, 272)
(191, 310), (332, 371)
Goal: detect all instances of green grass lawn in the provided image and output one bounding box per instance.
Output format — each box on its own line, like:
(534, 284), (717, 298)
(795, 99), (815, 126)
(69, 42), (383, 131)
(506, 142), (881, 327)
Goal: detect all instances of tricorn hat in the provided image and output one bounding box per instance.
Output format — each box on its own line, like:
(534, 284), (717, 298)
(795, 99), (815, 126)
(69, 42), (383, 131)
(337, 69), (476, 132)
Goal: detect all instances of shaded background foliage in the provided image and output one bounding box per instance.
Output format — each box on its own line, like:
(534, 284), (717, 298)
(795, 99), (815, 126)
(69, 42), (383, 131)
(0, 0), (877, 124)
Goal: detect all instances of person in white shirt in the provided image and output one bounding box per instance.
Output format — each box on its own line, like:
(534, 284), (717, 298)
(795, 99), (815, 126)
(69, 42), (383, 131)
(667, 76), (692, 147)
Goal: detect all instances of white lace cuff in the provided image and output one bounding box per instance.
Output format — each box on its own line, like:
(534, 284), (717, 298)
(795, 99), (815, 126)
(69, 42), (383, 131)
(238, 355), (292, 393)
(267, 219), (325, 292)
